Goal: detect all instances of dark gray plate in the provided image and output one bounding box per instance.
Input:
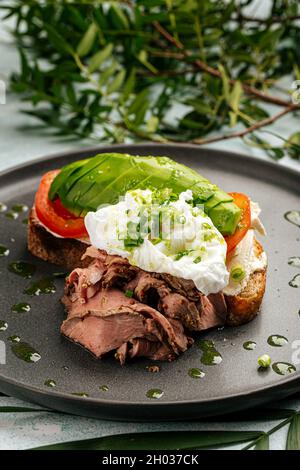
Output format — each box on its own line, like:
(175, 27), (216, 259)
(0, 143), (299, 421)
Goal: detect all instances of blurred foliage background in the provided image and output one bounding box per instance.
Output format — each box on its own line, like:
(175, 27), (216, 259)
(1, 0), (300, 159)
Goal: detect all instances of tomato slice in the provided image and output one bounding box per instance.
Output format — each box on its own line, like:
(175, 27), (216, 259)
(35, 170), (88, 238)
(224, 192), (251, 254)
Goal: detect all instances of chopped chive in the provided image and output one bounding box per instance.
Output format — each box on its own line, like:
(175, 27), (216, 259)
(230, 264), (246, 281)
(193, 256), (202, 264)
(125, 289), (134, 298)
(124, 237), (144, 248)
(175, 249), (193, 261)
(258, 354), (271, 369)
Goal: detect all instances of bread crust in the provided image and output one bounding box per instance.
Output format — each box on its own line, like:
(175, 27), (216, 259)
(225, 239), (267, 326)
(28, 208), (92, 269)
(28, 209), (267, 326)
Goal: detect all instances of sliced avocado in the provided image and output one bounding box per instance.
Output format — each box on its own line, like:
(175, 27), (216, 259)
(48, 158), (90, 201)
(50, 153), (242, 234)
(69, 154), (141, 215)
(204, 189), (233, 211)
(59, 154), (110, 202)
(60, 154), (114, 214)
(209, 202), (241, 235)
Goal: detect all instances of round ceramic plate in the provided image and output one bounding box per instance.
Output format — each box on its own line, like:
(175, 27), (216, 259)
(0, 143), (299, 421)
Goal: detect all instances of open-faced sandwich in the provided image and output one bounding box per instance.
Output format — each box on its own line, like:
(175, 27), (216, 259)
(28, 153), (267, 363)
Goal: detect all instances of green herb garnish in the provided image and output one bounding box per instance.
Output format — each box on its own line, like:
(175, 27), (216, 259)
(124, 237), (144, 248)
(175, 250), (193, 261)
(125, 289), (134, 298)
(230, 265), (246, 281)
(258, 354), (271, 369)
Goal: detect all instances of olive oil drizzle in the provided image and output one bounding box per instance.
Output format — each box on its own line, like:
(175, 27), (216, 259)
(198, 339), (222, 365)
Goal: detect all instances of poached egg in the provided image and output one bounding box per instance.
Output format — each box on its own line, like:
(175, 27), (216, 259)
(85, 189), (229, 295)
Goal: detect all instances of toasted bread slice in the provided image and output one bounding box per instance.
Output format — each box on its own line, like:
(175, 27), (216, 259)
(225, 238), (266, 326)
(28, 208), (266, 326)
(28, 208), (92, 269)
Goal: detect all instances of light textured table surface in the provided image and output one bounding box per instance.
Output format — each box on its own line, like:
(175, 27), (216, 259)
(0, 15), (300, 451)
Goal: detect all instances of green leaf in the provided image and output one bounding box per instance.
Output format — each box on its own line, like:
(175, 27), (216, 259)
(98, 62), (118, 87)
(244, 134), (285, 160)
(137, 50), (158, 74)
(66, 83), (76, 106)
(19, 48), (29, 77)
(88, 43), (113, 73)
(106, 69), (126, 94)
(127, 88), (150, 115)
(184, 99), (212, 115)
(218, 64), (230, 101)
(229, 80), (243, 127)
(146, 115), (159, 133)
(121, 68), (136, 102)
(286, 414), (300, 450)
(30, 431), (262, 451)
(44, 24), (74, 55)
(284, 132), (300, 160)
(109, 4), (129, 29)
(254, 434), (269, 450)
(77, 23), (98, 57)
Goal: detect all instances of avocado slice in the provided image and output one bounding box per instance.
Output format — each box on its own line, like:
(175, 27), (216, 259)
(209, 202), (241, 235)
(203, 189), (233, 211)
(59, 154), (110, 202)
(48, 158), (90, 201)
(49, 153), (242, 234)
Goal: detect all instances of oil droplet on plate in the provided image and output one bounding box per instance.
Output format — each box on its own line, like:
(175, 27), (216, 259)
(272, 362), (296, 376)
(0, 321), (8, 331)
(11, 204), (28, 213)
(11, 302), (31, 313)
(24, 278), (56, 296)
(5, 211), (18, 220)
(284, 211), (300, 228)
(8, 261), (36, 278)
(267, 335), (288, 347)
(288, 257), (300, 268)
(0, 245), (9, 257)
(198, 339), (222, 365)
(99, 385), (109, 392)
(44, 379), (56, 388)
(188, 368), (205, 379)
(0, 203), (7, 213)
(243, 341), (257, 351)
(11, 341), (41, 363)
(146, 389), (164, 399)
(8, 335), (21, 343)
(289, 274), (300, 288)
(72, 392), (89, 397)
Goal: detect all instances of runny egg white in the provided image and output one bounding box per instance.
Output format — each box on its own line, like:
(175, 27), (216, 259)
(85, 189), (229, 295)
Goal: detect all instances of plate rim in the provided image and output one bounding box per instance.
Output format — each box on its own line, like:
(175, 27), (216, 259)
(0, 142), (299, 181)
(0, 142), (300, 420)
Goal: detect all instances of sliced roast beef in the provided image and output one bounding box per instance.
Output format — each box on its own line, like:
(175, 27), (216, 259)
(128, 338), (176, 362)
(61, 247), (227, 363)
(159, 273), (199, 301)
(61, 282), (190, 362)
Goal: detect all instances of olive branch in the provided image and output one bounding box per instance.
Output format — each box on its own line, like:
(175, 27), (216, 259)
(1, 0), (300, 159)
